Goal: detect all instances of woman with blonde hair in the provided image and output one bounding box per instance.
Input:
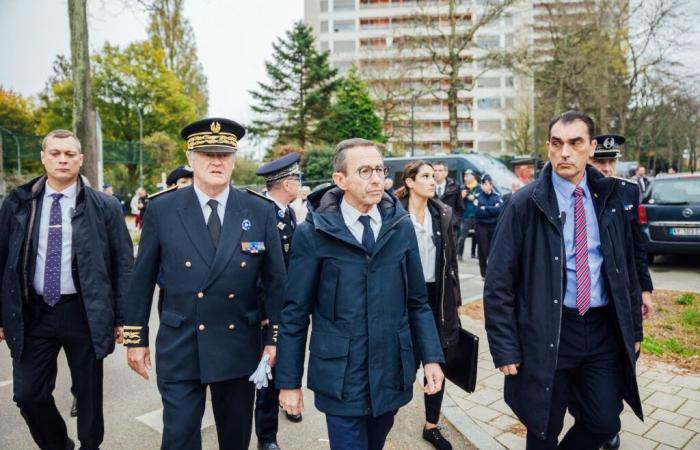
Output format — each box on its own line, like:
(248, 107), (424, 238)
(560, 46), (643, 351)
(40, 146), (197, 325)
(396, 161), (462, 450)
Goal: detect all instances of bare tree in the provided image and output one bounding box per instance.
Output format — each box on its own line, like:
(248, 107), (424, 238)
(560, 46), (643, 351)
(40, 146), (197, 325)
(68, 0), (98, 185)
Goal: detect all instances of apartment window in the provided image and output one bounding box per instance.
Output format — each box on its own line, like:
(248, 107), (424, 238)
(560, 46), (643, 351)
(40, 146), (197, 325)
(505, 34), (514, 48)
(334, 0), (355, 11)
(334, 19), (355, 32)
(476, 35), (500, 49)
(478, 98), (501, 109)
(505, 76), (514, 87)
(505, 97), (515, 109)
(321, 21), (329, 33)
(333, 40), (356, 54)
(502, 14), (513, 26)
(479, 141), (502, 153)
(320, 41), (330, 51)
(321, 0), (329, 12)
(478, 120), (502, 133)
(333, 60), (353, 73)
(477, 77), (500, 88)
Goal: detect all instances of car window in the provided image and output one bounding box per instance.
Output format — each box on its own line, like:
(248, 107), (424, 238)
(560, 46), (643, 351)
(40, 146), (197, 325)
(648, 179), (700, 205)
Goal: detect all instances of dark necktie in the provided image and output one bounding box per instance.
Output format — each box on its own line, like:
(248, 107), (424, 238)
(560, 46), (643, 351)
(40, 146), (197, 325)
(43, 193), (64, 306)
(207, 199), (221, 248)
(573, 186), (591, 315)
(358, 215), (375, 254)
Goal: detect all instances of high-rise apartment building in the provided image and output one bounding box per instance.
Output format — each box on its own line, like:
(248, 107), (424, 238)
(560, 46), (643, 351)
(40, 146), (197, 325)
(305, 0), (535, 156)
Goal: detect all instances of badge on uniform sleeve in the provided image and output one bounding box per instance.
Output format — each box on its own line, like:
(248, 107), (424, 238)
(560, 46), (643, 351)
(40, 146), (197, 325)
(242, 241), (266, 254)
(242, 219), (252, 231)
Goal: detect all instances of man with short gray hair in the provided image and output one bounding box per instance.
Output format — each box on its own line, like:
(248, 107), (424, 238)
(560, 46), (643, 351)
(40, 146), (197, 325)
(277, 138), (445, 450)
(0, 129), (133, 450)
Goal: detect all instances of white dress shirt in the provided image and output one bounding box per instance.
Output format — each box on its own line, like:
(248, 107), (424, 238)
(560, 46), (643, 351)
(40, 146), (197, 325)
(410, 206), (437, 283)
(340, 197), (381, 244)
(33, 181), (78, 295)
(193, 184), (229, 226)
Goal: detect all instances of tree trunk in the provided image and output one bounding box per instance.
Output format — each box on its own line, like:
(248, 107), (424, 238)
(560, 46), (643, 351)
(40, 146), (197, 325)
(448, 82), (458, 153)
(68, 0), (98, 186)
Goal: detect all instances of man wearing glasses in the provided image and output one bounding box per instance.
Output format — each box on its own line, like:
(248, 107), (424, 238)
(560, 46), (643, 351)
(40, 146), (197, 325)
(276, 138), (445, 450)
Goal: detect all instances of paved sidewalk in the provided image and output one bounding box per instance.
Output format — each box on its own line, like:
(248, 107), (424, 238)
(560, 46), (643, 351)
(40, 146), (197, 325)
(444, 314), (700, 449)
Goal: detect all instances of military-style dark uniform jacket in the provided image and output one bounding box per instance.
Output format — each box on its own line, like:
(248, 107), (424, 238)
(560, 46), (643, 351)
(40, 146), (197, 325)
(123, 185), (287, 384)
(0, 176), (133, 360)
(437, 177), (464, 227)
(483, 164), (643, 439)
(276, 187), (445, 418)
(615, 177), (654, 292)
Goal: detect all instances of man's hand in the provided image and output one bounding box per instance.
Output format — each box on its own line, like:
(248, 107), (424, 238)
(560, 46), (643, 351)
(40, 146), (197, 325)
(641, 291), (653, 320)
(498, 363), (520, 376)
(279, 388), (304, 416)
(0, 327), (4, 343)
(114, 326), (124, 344)
(635, 341), (641, 354)
(263, 345), (277, 368)
(424, 363), (444, 395)
(127, 347), (152, 380)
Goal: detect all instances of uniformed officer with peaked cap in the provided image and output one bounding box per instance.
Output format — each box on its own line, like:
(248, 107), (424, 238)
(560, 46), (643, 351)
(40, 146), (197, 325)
(249, 153), (303, 450)
(124, 117), (287, 450)
(591, 133), (654, 450)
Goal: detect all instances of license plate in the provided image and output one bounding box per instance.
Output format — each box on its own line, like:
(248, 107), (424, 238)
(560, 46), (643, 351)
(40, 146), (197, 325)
(670, 227), (700, 236)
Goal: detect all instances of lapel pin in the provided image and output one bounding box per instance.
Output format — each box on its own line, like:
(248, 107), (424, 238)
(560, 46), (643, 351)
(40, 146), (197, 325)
(278, 209), (286, 219)
(242, 219), (252, 231)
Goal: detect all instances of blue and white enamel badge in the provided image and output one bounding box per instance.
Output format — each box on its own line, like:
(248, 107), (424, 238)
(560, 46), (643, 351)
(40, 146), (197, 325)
(277, 209), (286, 219)
(241, 219), (252, 231)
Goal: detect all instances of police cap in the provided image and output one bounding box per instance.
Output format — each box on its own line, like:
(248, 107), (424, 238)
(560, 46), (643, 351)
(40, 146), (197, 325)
(256, 152), (302, 182)
(166, 165), (194, 186)
(593, 134), (625, 160)
(180, 117), (245, 153)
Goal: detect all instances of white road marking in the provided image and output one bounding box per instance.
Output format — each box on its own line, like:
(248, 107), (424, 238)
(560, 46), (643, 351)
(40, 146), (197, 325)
(135, 401), (215, 434)
(0, 380), (12, 387)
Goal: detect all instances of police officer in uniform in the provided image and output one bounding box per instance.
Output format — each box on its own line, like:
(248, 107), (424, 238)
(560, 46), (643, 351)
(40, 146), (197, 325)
(249, 153), (303, 450)
(591, 134), (654, 450)
(124, 118), (287, 450)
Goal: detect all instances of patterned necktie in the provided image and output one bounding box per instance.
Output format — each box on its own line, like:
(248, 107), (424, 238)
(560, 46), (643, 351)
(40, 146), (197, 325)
(43, 193), (64, 306)
(573, 186), (591, 315)
(207, 199), (221, 248)
(359, 215), (375, 254)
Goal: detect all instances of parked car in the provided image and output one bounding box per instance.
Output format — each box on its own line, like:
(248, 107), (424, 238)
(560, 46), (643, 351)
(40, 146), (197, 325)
(639, 174), (700, 263)
(384, 153), (521, 195)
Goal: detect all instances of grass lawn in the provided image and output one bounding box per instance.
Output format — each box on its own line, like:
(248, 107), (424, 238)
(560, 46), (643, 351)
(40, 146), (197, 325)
(459, 289), (700, 372)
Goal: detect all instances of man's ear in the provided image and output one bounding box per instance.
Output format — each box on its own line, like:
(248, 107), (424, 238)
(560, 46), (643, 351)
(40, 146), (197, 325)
(332, 172), (346, 190)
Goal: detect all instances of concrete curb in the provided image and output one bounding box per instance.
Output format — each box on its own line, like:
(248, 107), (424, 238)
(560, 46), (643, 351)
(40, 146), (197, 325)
(442, 389), (505, 450)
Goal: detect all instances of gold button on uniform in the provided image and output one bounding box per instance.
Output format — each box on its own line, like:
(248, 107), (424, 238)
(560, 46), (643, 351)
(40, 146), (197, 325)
(198, 324), (205, 331)
(228, 293), (236, 299)
(240, 261), (247, 268)
(228, 324), (235, 330)
(197, 292), (204, 299)
(185, 261), (192, 268)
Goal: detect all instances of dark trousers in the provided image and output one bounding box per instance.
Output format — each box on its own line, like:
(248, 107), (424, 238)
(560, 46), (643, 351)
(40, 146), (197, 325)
(158, 375), (255, 450)
(325, 410), (397, 450)
(423, 282), (446, 425)
(526, 306), (624, 450)
(474, 223), (496, 277)
(255, 366), (279, 442)
(13, 295), (104, 450)
(457, 217), (477, 258)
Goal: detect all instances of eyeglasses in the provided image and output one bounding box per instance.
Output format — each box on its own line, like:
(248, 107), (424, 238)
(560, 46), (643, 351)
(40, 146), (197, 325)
(357, 166), (389, 180)
(548, 138), (589, 152)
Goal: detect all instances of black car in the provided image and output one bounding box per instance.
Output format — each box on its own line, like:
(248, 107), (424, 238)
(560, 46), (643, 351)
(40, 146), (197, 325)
(639, 174), (700, 263)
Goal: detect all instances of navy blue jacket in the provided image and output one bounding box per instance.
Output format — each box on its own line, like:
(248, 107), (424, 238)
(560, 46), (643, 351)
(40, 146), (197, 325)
(617, 178), (654, 292)
(276, 187), (444, 417)
(483, 164), (643, 439)
(123, 185), (287, 384)
(0, 176), (133, 360)
(474, 191), (503, 225)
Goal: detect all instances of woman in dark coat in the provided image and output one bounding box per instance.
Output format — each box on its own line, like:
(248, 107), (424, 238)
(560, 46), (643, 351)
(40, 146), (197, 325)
(396, 160), (462, 450)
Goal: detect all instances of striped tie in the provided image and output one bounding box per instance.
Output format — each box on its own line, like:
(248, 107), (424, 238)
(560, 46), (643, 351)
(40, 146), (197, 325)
(573, 186), (591, 315)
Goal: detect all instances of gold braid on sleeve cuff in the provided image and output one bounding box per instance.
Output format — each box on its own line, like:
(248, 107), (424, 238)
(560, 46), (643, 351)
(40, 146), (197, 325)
(272, 324), (279, 344)
(123, 325), (147, 346)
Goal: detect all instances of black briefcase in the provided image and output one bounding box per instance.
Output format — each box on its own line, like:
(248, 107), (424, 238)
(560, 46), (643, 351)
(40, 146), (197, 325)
(444, 328), (479, 393)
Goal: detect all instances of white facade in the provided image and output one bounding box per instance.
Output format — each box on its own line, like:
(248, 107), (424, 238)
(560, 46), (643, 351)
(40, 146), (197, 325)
(305, 0), (535, 156)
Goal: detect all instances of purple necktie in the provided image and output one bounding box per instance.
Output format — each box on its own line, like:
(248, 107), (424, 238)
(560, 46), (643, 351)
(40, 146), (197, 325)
(43, 193), (64, 306)
(573, 187), (591, 315)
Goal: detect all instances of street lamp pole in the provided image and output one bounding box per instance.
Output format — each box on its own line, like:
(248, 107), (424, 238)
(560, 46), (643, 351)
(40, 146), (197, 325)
(0, 125), (21, 176)
(410, 94), (416, 157)
(137, 110), (143, 187)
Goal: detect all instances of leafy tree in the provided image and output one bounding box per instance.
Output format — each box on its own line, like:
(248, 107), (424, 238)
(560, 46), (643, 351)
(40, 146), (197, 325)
(145, 0), (209, 115)
(301, 146), (334, 185)
(322, 67), (384, 143)
(36, 56), (74, 134)
(249, 21), (338, 147)
(231, 155), (260, 187)
(0, 88), (37, 133)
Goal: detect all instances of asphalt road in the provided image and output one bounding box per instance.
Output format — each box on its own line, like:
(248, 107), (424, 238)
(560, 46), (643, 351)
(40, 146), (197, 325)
(0, 252), (694, 450)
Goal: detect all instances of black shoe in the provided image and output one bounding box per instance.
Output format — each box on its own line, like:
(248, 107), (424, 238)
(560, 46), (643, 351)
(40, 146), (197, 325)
(258, 440), (281, 450)
(285, 411), (302, 423)
(601, 434), (620, 450)
(65, 437), (76, 450)
(422, 427), (452, 450)
(70, 396), (77, 417)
